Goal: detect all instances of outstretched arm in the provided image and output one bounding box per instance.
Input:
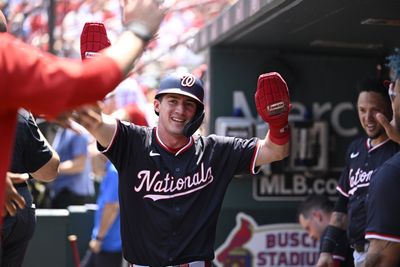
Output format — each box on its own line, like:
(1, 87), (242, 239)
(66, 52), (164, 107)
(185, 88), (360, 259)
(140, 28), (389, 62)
(73, 104), (117, 149)
(3, 0), (165, 117)
(256, 134), (289, 165)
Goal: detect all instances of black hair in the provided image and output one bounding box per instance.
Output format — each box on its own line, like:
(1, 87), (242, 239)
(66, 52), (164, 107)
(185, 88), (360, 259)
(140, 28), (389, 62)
(297, 194), (333, 219)
(357, 77), (391, 105)
(356, 76), (392, 117)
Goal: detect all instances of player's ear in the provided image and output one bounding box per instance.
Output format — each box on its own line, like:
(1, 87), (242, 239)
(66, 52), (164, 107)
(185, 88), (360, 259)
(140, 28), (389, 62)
(311, 210), (322, 222)
(154, 99), (160, 114)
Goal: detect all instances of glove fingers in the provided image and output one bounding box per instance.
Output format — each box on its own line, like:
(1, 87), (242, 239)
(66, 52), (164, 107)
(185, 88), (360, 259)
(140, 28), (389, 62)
(269, 73), (289, 112)
(255, 72), (289, 121)
(80, 22), (111, 60)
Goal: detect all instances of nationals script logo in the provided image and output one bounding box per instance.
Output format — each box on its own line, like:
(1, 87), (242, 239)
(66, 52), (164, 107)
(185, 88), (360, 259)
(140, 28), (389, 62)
(347, 168), (373, 195)
(134, 162), (214, 201)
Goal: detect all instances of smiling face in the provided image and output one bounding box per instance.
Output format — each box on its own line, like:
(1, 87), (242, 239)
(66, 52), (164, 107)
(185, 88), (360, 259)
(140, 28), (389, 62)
(357, 91), (390, 141)
(154, 93), (197, 141)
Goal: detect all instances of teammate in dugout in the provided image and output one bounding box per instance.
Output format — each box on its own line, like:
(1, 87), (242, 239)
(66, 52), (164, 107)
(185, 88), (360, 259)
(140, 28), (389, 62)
(316, 77), (400, 267)
(72, 72), (290, 266)
(298, 194), (354, 267)
(364, 50), (400, 267)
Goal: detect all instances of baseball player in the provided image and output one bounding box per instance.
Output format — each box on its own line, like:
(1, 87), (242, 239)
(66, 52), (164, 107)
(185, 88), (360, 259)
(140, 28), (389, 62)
(298, 194), (354, 267)
(73, 72), (290, 266)
(317, 77), (400, 267)
(364, 52), (400, 267)
(2, 109), (60, 267)
(0, 0), (164, 228)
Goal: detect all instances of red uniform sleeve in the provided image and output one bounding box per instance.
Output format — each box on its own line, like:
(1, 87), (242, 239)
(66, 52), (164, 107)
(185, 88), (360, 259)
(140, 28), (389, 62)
(0, 33), (123, 117)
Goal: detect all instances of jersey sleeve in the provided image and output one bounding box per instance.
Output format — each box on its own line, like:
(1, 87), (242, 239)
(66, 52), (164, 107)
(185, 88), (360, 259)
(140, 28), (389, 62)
(98, 120), (143, 171)
(365, 155), (400, 243)
(21, 112), (53, 172)
(211, 135), (260, 175)
(0, 33), (122, 117)
(10, 111), (52, 173)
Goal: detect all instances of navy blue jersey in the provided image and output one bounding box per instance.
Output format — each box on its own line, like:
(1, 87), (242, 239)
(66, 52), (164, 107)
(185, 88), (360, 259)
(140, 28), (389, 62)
(336, 137), (400, 245)
(99, 121), (259, 266)
(365, 151), (400, 243)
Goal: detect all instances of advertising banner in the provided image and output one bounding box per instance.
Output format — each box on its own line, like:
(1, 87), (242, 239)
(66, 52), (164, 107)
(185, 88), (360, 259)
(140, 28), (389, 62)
(215, 213), (319, 267)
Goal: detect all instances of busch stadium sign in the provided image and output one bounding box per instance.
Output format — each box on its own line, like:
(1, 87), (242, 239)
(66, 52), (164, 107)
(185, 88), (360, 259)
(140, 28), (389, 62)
(215, 213), (319, 267)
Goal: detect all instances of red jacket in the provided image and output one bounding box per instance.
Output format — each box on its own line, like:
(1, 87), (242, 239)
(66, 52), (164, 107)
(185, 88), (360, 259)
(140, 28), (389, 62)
(0, 32), (122, 221)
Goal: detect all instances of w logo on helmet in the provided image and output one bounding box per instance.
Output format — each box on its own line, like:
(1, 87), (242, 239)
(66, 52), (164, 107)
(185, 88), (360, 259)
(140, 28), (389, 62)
(181, 74), (196, 87)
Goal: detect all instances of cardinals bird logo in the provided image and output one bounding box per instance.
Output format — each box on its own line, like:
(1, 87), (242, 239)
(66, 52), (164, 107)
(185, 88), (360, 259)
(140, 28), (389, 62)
(217, 215), (253, 266)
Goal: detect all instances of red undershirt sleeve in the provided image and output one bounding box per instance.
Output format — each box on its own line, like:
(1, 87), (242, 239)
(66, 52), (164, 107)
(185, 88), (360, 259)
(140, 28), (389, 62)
(0, 33), (123, 117)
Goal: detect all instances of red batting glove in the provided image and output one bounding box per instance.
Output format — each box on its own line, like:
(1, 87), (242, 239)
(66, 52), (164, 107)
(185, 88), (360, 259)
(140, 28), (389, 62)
(80, 22), (111, 60)
(255, 72), (290, 145)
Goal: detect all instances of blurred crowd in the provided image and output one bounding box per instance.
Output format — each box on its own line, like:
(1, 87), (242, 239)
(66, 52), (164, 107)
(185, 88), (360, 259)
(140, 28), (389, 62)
(1, 0), (236, 114)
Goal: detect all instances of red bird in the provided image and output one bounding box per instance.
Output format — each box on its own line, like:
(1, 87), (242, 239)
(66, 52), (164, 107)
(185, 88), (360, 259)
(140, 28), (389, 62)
(217, 217), (253, 263)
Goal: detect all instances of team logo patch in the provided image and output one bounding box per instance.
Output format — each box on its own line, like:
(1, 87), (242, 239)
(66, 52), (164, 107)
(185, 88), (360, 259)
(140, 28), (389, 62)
(181, 74), (196, 87)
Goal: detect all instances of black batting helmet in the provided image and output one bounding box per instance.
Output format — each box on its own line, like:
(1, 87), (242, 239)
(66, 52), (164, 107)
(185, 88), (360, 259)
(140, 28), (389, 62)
(155, 73), (205, 137)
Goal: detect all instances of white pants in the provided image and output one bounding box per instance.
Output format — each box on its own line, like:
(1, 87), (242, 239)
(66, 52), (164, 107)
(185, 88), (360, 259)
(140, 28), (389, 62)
(353, 243), (369, 267)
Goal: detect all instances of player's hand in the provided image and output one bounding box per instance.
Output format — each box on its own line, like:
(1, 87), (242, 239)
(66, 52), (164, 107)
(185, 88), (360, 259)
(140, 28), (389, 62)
(89, 239), (102, 254)
(376, 112), (400, 144)
(53, 111), (86, 134)
(3, 174), (26, 217)
(72, 102), (104, 132)
(8, 172), (29, 184)
(255, 72), (290, 145)
(121, 0), (165, 38)
(316, 252), (335, 267)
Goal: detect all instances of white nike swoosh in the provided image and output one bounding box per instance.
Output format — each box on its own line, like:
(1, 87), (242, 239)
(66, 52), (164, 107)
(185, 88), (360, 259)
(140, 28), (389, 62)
(149, 150), (160, 157)
(350, 152), (359, 159)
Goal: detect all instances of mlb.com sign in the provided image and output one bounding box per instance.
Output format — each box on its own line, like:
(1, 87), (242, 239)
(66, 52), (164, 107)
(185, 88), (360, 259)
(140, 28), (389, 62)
(215, 213), (319, 267)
